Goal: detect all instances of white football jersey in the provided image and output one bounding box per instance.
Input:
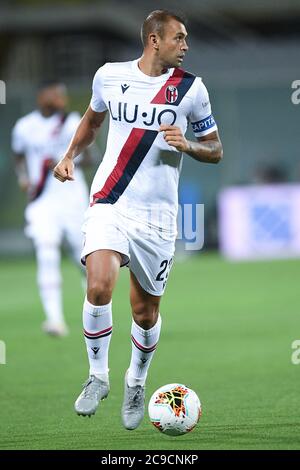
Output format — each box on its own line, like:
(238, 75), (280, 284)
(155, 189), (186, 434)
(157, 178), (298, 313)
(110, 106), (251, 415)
(90, 59), (218, 233)
(12, 110), (87, 201)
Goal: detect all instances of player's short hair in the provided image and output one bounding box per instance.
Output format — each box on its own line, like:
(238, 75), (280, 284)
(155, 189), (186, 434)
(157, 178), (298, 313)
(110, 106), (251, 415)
(141, 10), (187, 47)
(38, 80), (66, 93)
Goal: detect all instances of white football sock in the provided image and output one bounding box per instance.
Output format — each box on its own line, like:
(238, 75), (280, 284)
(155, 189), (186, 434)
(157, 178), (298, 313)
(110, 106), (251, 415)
(128, 315), (162, 387)
(36, 244), (64, 325)
(83, 297), (112, 381)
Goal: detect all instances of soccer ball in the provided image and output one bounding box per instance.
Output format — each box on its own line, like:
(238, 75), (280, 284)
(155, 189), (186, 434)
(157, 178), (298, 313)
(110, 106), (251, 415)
(148, 383), (202, 436)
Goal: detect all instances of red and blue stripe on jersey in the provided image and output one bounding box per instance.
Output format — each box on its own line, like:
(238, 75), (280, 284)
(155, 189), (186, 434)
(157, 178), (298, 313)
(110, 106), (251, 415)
(151, 67), (195, 106)
(91, 68), (196, 206)
(30, 114), (70, 202)
(91, 128), (158, 205)
(30, 158), (53, 202)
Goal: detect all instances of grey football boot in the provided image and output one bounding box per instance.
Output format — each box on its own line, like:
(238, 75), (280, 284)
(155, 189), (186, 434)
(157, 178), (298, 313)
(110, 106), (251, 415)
(74, 375), (110, 417)
(121, 371), (145, 430)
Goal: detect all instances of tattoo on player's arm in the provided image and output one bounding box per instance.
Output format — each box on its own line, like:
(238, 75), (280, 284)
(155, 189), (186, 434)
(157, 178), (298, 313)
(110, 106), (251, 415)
(186, 138), (223, 164)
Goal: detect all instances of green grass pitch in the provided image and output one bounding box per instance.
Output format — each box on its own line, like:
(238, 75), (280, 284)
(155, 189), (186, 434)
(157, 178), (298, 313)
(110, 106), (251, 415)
(0, 254), (299, 450)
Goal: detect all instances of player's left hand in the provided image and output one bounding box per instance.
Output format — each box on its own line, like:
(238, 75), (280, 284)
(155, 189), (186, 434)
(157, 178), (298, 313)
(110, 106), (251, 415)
(159, 125), (190, 153)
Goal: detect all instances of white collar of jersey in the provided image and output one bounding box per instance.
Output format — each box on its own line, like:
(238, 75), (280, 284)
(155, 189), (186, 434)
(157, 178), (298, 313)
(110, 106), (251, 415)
(132, 59), (174, 83)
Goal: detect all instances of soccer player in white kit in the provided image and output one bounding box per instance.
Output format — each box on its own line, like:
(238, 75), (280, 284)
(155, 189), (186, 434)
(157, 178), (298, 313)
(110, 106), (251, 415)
(12, 82), (90, 337)
(54, 10), (223, 429)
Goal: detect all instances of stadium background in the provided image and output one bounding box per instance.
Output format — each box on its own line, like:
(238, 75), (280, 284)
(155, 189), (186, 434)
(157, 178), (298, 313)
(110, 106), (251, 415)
(0, 0), (299, 451)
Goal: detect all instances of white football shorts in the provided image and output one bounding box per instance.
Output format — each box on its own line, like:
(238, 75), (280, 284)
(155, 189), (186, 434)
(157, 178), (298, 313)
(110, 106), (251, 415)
(81, 204), (176, 296)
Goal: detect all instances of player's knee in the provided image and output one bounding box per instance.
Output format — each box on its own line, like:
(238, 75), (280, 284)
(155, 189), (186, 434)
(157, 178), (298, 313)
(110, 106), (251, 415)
(87, 279), (113, 305)
(132, 301), (159, 329)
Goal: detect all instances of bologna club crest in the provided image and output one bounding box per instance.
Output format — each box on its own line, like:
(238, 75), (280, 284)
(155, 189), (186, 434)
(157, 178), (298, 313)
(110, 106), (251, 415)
(165, 85), (178, 104)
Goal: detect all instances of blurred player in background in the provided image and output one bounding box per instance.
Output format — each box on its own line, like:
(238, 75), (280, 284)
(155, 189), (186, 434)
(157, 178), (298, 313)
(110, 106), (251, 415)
(12, 82), (90, 337)
(54, 10), (223, 428)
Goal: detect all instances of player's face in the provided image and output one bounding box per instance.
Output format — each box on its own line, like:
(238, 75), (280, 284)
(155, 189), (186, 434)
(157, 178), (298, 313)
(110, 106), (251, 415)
(158, 20), (188, 68)
(37, 86), (68, 116)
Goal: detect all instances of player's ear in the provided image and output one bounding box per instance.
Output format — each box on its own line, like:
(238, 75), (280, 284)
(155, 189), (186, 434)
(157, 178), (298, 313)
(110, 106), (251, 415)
(149, 33), (159, 50)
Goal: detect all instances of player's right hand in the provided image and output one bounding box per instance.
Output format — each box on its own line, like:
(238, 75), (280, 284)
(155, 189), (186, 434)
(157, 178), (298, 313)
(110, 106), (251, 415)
(53, 156), (75, 182)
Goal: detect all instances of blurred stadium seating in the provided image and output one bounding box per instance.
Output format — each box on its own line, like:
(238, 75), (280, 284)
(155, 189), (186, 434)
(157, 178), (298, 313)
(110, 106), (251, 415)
(0, 0), (300, 255)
